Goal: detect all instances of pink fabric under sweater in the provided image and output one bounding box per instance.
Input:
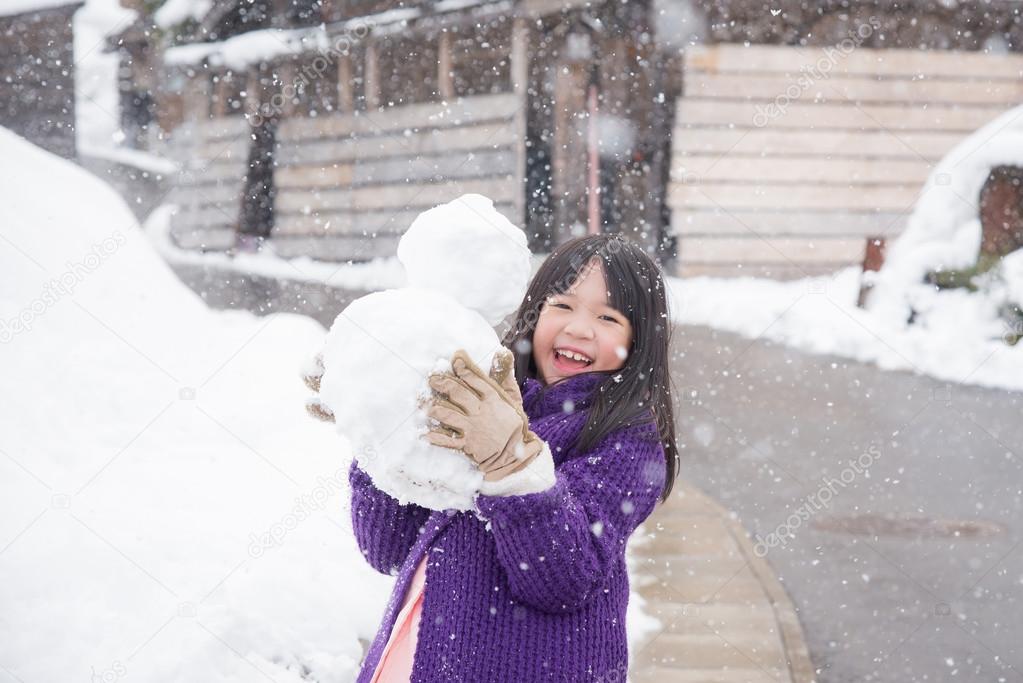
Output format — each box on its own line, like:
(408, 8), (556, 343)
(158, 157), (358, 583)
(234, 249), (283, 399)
(369, 553), (428, 683)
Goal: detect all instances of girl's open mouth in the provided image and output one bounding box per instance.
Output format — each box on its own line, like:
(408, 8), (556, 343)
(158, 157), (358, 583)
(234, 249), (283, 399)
(552, 348), (594, 372)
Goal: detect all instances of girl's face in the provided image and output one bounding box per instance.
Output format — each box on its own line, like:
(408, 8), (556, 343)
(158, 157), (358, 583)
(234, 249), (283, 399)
(532, 258), (634, 384)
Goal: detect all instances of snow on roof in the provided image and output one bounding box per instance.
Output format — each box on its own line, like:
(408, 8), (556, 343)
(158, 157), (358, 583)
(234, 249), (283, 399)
(162, 0), (513, 70)
(153, 0), (212, 28)
(165, 24), (333, 70)
(0, 0), (82, 18)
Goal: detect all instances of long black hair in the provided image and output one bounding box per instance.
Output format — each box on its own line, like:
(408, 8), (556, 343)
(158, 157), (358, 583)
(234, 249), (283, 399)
(500, 234), (679, 504)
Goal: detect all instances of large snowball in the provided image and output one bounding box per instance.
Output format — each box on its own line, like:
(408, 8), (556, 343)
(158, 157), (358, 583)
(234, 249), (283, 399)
(318, 287), (504, 511)
(396, 193), (532, 326)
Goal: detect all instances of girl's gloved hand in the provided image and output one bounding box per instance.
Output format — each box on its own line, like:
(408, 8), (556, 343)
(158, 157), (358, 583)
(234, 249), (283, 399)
(302, 351), (336, 423)
(422, 348), (544, 482)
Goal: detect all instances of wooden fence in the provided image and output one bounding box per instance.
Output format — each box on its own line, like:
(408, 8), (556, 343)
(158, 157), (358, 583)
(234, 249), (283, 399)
(272, 92), (525, 261)
(165, 117), (250, 251)
(669, 44), (1023, 278)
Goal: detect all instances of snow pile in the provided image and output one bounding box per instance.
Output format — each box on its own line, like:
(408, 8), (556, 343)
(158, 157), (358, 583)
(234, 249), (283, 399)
(668, 266), (1023, 392)
(868, 103), (1023, 326)
(1003, 249), (1023, 306)
(0, 126), (392, 681)
(317, 194), (533, 511)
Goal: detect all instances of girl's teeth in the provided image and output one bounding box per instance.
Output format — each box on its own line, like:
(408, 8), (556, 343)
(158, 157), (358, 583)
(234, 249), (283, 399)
(556, 349), (592, 364)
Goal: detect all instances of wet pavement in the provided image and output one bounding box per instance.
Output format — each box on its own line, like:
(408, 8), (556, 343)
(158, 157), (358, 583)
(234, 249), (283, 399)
(660, 323), (1022, 683)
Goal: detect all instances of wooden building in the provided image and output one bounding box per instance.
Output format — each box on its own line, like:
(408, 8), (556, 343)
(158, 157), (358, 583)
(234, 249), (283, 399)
(0, 0), (84, 160)
(130, 0), (1023, 278)
(667, 0), (1023, 278)
(145, 0), (668, 263)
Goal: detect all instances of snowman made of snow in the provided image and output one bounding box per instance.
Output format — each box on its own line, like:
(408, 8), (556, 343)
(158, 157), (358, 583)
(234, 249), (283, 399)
(303, 194), (533, 511)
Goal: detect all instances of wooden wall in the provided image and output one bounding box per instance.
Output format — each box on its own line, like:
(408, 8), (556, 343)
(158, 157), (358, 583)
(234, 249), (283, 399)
(669, 44), (1023, 279)
(271, 92), (524, 261)
(165, 117), (251, 250)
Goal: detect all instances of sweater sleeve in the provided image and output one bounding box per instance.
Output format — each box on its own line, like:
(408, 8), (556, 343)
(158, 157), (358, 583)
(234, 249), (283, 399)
(348, 459), (432, 576)
(472, 420), (667, 614)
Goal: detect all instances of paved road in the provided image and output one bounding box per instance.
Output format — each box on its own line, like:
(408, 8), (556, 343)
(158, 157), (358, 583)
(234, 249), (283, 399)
(668, 323), (1022, 683)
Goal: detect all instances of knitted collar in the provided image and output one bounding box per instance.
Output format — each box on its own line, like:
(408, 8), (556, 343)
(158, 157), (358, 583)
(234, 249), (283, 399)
(521, 371), (610, 419)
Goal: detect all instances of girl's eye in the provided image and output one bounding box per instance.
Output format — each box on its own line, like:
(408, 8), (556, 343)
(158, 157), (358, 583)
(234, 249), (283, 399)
(551, 302), (570, 309)
(600, 315), (621, 324)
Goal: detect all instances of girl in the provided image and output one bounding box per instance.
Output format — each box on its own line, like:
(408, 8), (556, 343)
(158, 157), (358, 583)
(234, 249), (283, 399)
(346, 234), (679, 682)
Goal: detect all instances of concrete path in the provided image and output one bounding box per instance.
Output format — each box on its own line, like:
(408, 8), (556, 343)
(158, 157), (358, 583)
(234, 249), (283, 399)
(629, 481), (815, 683)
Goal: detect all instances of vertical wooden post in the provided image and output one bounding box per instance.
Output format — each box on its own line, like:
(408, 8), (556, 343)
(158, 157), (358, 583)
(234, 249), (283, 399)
(510, 17), (528, 230)
(438, 30), (455, 100)
(337, 52), (354, 113)
(857, 236), (887, 308)
(364, 39), (379, 109)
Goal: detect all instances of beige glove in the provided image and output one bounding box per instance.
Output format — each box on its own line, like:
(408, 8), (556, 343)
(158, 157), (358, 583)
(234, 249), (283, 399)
(422, 348), (543, 482)
(302, 352), (336, 423)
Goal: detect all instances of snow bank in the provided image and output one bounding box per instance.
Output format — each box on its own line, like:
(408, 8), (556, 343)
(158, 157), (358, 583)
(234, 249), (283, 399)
(668, 266), (1023, 393)
(869, 103), (1023, 326)
(0, 126), (391, 681)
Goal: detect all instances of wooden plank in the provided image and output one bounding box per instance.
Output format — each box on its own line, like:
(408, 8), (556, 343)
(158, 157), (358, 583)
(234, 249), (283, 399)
(509, 16), (528, 227)
(685, 71), (1023, 106)
(679, 236), (867, 264)
(195, 116), (250, 140)
(171, 205), (239, 230)
(270, 233), (401, 262)
(349, 176), (518, 210)
(350, 148), (516, 186)
(677, 98), (1008, 132)
(276, 188), (352, 213)
(175, 162), (247, 183)
(182, 139), (250, 163)
(276, 121), (518, 165)
(671, 128), (964, 160)
(671, 157), (931, 185)
(276, 164), (355, 189)
(168, 184), (243, 206)
(668, 182), (921, 211)
(670, 209), (909, 237)
(686, 44), (1023, 81)
(278, 92), (519, 141)
(274, 202), (520, 236)
(675, 261), (847, 280)
(169, 225), (236, 250)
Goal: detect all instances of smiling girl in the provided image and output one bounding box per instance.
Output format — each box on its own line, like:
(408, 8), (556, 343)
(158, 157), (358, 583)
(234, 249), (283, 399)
(348, 233), (679, 682)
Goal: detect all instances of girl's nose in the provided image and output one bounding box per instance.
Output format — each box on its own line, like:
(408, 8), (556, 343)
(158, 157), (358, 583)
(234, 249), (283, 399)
(564, 319), (595, 340)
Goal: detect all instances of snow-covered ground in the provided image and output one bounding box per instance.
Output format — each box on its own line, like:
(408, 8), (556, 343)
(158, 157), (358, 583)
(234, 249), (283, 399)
(0, 126), (393, 681)
(666, 265), (1023, 393)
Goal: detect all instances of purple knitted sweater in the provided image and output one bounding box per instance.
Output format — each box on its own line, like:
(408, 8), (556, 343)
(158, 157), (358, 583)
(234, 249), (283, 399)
(349, 371), (666, 682)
